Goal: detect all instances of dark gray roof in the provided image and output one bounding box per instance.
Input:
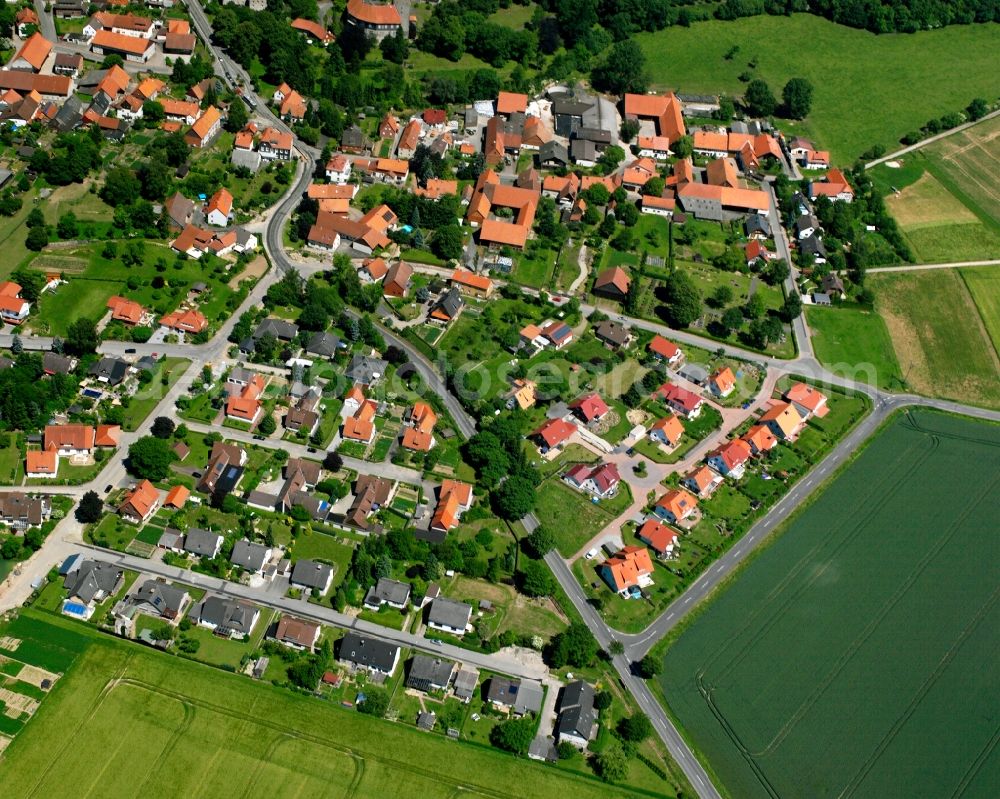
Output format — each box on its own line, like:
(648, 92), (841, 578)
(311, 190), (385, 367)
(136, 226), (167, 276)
(553, 98), (593, 117)
(88, 356), (129, 384)
(228, 366), (256, 384)
(594, 320), (630, 347)
(254, 318), (299, 341)
(52, 96), (83, 131)
(128, 580), (188, 617)
(43, 351), (74, 374)
(427, 597), (471, 631)
(341, 125), (368, 149)
(290, 558), (333, 590)
(575, 126), (611, 144)
(433, 287), (463, 320)
(64, 560), (122, 604)
(346, 354), (388, 385)
(183, 528), (222, 558)
(407, 655), (455, 690)
(305, 331), (340, 357)
(570, 139), (597, 162)
(745, 214), (770, 236)
(194, 595), (258, 635)
(557, 680), (596, 739)
(230, 539), (270, 571)
(800, 234), (826, 257)
(338, 631), (399, 673)
(538, 140), (568, 164)
(453, 665), (480, 699)
(794, 214), (820, 236)
(367, 577), (410, 606)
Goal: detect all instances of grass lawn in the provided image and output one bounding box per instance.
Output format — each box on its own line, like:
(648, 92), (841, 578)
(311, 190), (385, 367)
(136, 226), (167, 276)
(120, 358), (190, 431)
(870, 269), (1000, 408)
(0, 432), (23, 484)
(805, 304), (904, 390)
(0, 611), (660, 799)
(534, 479), (628, 557)
(182, 608), (273, 669)
(960, 266), (1000, 354)
(656, 411), (1000, 799)
(511, 246), (558, 289)
(637, 15), (1000, 162)
(288, 530), (354, 588)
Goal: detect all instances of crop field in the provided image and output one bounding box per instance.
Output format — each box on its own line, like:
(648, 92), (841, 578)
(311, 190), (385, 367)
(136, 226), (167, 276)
(869, 269), (1000, 408)
(635, 15), (1000, 162)
(960, 266), (1000, 353)
(0, 611), (648, 799)
(658, 410), (1000, 799)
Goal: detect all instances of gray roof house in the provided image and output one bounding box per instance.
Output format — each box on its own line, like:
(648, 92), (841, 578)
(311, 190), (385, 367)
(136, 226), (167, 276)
(192, 595), (260, 638)
(557, 680), (597, 748)
(406, 655), (456, 693)
(538, 140), (568, 168)
(745, 213), (771, 239)
(290, 559), (333, 594)
(231, 147), (263, 173)
(183, 528), (223, 559)
(570, 138), (597, 165)
(230, 540), (272, 574)
(338, 631), (400, 674)
(64, 560), (123, 605)
(486, 677), (544, 715)
(593, 320), (631, 349)
(42, 351), (75, 375)
(126, 579), (190, 620)
(431, 287), (463, 322)
(453, 665), (480, 701)
(364, 577), (411, 609)
(305, 331), (340, 358)
(254, 318), (300, 341)
(345, 354), (388, 386)
(88, 356), (130, 385)
(426, 597), (472, 634)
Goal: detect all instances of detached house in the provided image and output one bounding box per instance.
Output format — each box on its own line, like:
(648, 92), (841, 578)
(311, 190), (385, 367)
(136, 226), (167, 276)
(430, 480), (473, 534)
(569, 393), (609, 424)
(682, 465), (723, 498)
(637, 519), (679, 559)
(0, 281), (30, 324)
(532, 418), (576, 453)
(760, 402), (803, 440)
(119, 479), (159, 524)
(654, 488), (698, 525)
(707, 439), (752, 479)
(599, 546), (654, 596)
(708, 367), (736, 398)
(784, 382), (829, 420)
(656, 383), (704, 418)
(649, 335), (683, 366)
(564, 462), (620, 499)
(649, 415), (684, 448)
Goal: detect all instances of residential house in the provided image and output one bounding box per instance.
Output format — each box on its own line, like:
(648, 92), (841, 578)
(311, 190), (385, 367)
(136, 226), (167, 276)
(290, 17), (333, 43)
(706, 439), (753, 479)
(383, 261), (412, 298)
(378, 112), (399, 139)
(325, 154), (351, 183)
(741, 424), (778, 456)
(42, 352), (75, 375)
(648, 335), (683, 366)
(342, 396), (378, 445)
(430, 480), (473, 533)
(401, 401), (437, 452)
(557, 681), (597, 748)
(623, 92), (686, 141)
(568, 393), (610, 424)
(225, 373), (265, 425)
(204, 188), (234, 227)
(344, 0), (402, 40)
(794, 214), (820, 240)
(346, 473), (394, 531)
(44, 424), (94, 456)
(808, 168), (854, 203)
(784, 382), (829, 420)
(593, 320), (631, 349)
(505, 378), (537, 411)
(429, 287), (463, 324)
(637, 519), (679, 559)
(259, 127), (293, 161)
(593, 266), (630, 301)
(745, 213), (771, 240)
(407, 655), (455, 693)
(760, 402), (803, 440)
(649, 415), (684, 448)
(88, 355), (130, 385)
(197, 441), (247, 496)
(0, 281), (30, 324)
(290, 559), (333, 594)
(185, 106), (222, 148)
(745, 239), (773, 267)
(106, 295), (145, 325)
(63, 560), (123, 614)
(656, 383), (704, 418)
(305, 331), (340, 359)
(124, 580), (190, 621)
(183, 528), (223, 559)
(192, 595), (260, 638)
(346, 355), (388, 386)
(450, 269), (494, 299)
(364, 577), (411, 610)
(453, 666), (480, 701)
(396, 118), (422, 158)
(709, 366), (736, 398)
(640, 194), (676, 217)
(487, 677), (543, 716)
(563, 462), (620, 499)
(9, 33), (52, 72)
(0, 493), (50, 529)
(270, 616), (321, 651)
(681, 465), (723, 498)
(338, 631), (400, 675)
(426, 597), (472, 635)
(25, 450), (58, 479)
(599, 545), (654, 596)
(532, 418), (576, 452)
(541, 320), (573, 349)
(654, 488), (698, 524)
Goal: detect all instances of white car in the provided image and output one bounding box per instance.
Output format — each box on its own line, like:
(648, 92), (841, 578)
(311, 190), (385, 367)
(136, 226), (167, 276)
(585, 548), (599, 560)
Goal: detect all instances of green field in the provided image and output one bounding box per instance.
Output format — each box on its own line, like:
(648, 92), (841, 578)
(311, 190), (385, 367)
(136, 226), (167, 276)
(870, 269), (1000, 408)
(658, 410), (1000, 799)
(635, 15), (1000, 162)
(0, 612), (650, 799)
(961, 266), (1000, 353)
(805, 305), (904, 390)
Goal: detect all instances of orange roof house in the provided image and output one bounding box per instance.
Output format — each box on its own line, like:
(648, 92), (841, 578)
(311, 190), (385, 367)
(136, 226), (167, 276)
(119, 479), (159, 523)
(95, 425), (121, 448)
(343, 400), (377, 443)
(346, 0), (402, 28)
(599, 545), (654, 594)
(649, 415), (684, 448)
(167, 18), (190, 34)
(135, 77), (164, 100)
(44, 424), (95, 453)
(496, 91), (528, 116)
(291, 17), (334, 43)
(26, 449), (58, 477)
(649, 334), (682, 363)
(185, 106), (222, 148)
(450, 268), (494, 298)
(709, 366), (736, 398)
(637, 519), (679, 558)
(593, 266), (631, 300)
(431, 479), (473, 532)
(413, 178), (458, 200)
(705, 157), (739, 189)
(11, 32), (52, 72)
(623, 92), (685, 141)
(760, 401), (803, 440)
(280, 89), (307, 121)
(784, 382), (829, 418)
(164, 484), (190, 509)
(205, 187), (234, 225)
(533, 418), (576, 451)
(226, 374), (265, 423)
(402, 402), (437, 452)
(742, 424), (778, 455)
(681, 465), (722, 497)
(91, 30), (153, 60)
(654, 488), (698, 524)
(706, 438), (753, 478)
(159, 308), (208, 334)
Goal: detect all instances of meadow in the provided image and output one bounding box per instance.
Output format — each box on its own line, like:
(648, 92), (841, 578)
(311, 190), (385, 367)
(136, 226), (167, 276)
(657, 410), (1000, 799)
(0, 611), (662, 799)
(804, 305), (903, 390)
(635, 15), (1000, 163)
(869, 269), (1000, 408)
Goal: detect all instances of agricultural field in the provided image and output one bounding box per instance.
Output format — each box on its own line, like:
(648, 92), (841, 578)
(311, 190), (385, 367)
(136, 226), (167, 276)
(657, 410), (1000, 799)
(0, 611), (650, 799)
(805, 305), (904, 390)
(881, 115), (1000, 262)
(869, 269), (1000, 408)
(636, 15), (1000, 163)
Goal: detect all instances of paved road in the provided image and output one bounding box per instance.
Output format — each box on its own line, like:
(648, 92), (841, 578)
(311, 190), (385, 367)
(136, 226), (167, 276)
(864, 107), (1000, 169)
